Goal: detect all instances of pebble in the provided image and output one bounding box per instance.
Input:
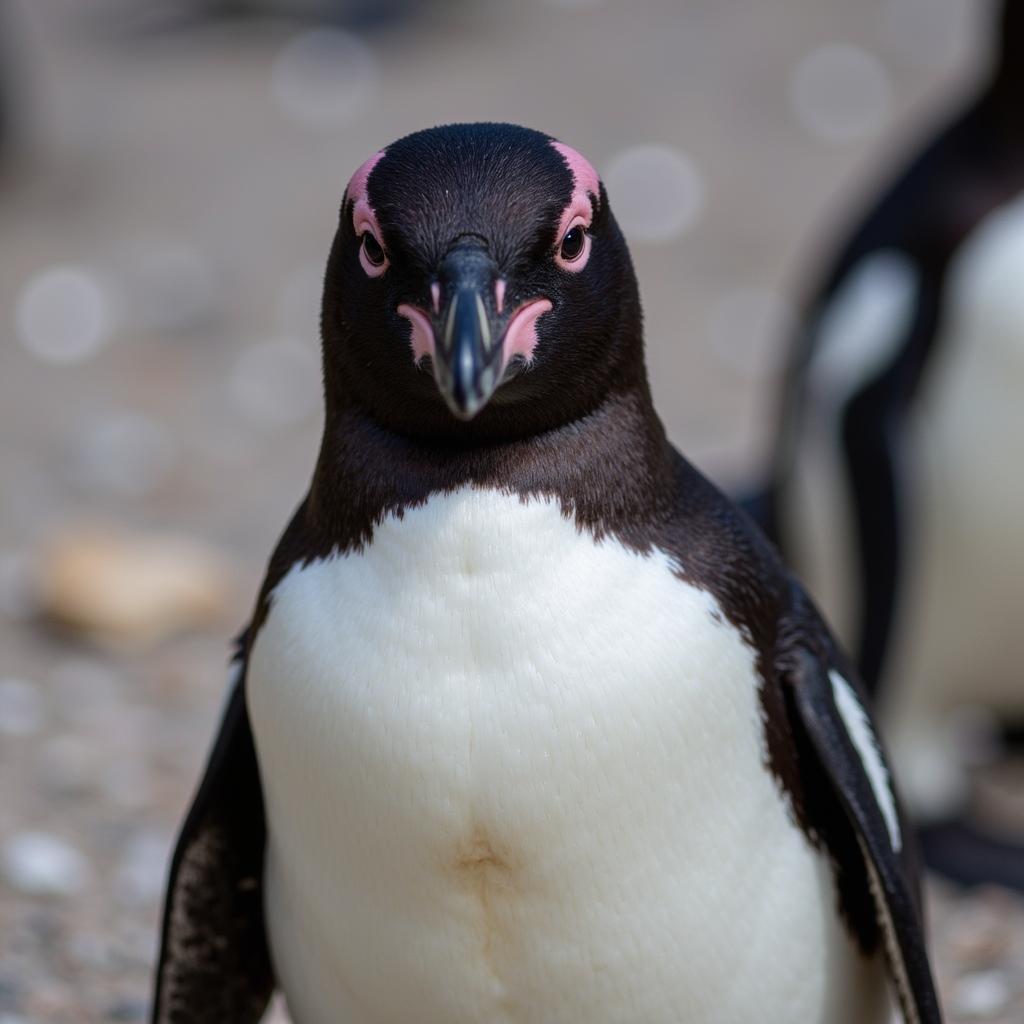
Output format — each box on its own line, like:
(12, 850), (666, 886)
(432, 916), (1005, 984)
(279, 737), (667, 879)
(1, 832), (91, 897)
(33, 526), (234, 651)
(105, 995), (148, 1021)
(951, 968), (1013, 1018)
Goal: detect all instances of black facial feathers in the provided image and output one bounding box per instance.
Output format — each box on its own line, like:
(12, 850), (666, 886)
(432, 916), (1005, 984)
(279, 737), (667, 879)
(320, 122), (641, 442)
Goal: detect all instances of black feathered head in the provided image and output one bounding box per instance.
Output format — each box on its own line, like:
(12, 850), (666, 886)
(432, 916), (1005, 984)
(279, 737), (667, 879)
(321, 123), (644, 441)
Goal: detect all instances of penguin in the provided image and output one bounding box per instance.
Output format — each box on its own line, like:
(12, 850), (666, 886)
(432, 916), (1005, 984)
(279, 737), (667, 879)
(152, 123), (941, 1024)
(748, 0), (1024, 890)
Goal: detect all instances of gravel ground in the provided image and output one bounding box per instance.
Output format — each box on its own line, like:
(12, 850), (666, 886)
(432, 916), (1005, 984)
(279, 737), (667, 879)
(1, 1), (1022, 1020)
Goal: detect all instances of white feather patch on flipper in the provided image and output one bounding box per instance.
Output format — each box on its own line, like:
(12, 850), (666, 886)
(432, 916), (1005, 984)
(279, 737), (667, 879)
(808, 250), (919, 408)
(830, 670), (902, 852)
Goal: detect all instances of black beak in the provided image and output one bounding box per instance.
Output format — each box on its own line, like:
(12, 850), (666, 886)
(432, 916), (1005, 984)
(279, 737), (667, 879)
(432, 243), (504, 420)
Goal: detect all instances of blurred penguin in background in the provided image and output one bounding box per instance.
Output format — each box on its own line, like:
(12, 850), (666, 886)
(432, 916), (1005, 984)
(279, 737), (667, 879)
(747, 0), (1024, 890)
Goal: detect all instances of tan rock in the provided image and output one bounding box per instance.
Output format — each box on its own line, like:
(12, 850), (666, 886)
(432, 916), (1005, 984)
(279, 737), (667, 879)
(34, 525), (236, 651)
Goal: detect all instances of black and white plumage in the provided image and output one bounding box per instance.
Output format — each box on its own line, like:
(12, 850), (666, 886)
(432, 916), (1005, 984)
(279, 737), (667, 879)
(748, 0), (1024, 890)
(152, 123), (942, 1024)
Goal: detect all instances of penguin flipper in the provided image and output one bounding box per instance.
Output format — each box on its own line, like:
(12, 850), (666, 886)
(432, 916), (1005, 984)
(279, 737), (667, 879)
(152, 651), (274, 1024)
(788, 646), (943, 1024)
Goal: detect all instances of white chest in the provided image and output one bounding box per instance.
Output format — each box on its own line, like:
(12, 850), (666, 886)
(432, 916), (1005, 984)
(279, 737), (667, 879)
(247, 488), (884, 1024)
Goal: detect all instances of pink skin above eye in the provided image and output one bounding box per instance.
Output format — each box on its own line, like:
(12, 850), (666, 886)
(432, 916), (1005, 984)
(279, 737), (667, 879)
(345, 149), (389, 277)
(551, 140), (601, 273)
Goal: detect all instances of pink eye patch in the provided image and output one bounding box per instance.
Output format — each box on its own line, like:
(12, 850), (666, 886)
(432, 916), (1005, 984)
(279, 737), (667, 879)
(346, 149), (388, 277)
(551, 140), (600, 273)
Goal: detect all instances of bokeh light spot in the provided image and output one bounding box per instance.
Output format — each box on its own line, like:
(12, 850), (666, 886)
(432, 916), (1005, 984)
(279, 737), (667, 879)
(228, 339), (321, 427)
(790, 44), (893, 144)
(603, 144), (705, 244)
(16, 266), (113, 366)
(271, 28), (379, 130)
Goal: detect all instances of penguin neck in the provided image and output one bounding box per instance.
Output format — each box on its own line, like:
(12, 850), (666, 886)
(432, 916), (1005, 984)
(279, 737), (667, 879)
(307, 377), (676, 554)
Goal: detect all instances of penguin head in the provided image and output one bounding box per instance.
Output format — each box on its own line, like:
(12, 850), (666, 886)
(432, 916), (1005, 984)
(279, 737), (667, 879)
(321, 123), (642, 438)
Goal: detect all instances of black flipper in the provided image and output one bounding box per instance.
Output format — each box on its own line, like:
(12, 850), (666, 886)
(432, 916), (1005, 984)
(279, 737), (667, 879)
(788, 646), (943, 1024)
(152, 648), (274, 1024)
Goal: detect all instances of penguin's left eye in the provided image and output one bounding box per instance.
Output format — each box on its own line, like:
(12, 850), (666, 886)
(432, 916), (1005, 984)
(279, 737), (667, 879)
(555, 221), (592, 272)
(560, 227), (585, 261)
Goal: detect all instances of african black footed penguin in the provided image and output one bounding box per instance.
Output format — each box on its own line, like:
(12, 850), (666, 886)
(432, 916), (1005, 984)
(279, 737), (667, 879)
(748, 0), (1024, 891)
(152, 123), (941, 1024)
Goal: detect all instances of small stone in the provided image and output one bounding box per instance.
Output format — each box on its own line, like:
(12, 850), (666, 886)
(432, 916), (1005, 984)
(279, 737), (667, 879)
(951, 969), (1012, 1018)
(33, 525), (235, 651)
(1, 832), (91, 897)
(105, 996), (148, 1021)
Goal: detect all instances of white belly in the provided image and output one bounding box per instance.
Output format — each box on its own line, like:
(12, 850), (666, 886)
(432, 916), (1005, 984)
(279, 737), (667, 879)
(247, 488), (885, 1024)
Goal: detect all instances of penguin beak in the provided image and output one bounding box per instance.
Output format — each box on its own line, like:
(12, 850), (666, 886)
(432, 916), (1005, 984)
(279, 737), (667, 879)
(432, 243), (505, 421)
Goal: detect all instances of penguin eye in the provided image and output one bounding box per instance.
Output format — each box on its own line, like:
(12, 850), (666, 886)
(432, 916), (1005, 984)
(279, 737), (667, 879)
(555, 220), (592, 272)
(361, 232), (386, 267)
(559, 226), (586, 262)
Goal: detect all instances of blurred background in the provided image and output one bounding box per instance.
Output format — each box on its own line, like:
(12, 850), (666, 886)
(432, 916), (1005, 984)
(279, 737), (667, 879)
(1, 0), (1022, 1021)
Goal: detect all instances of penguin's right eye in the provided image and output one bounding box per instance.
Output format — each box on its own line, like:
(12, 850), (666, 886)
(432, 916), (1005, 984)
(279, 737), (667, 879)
(361, 232), (386, 267)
